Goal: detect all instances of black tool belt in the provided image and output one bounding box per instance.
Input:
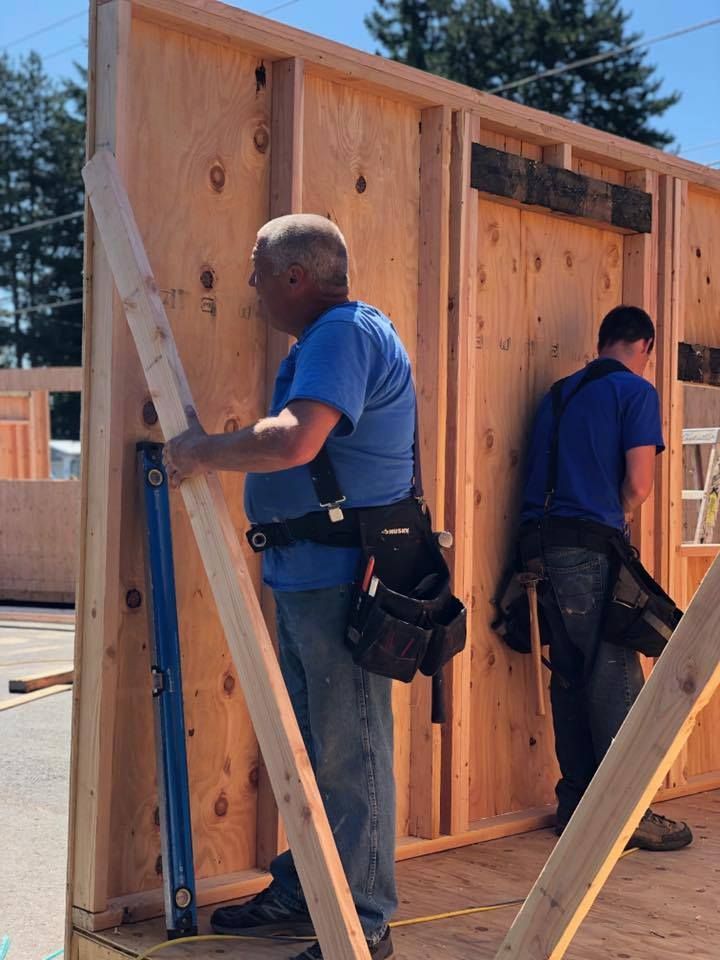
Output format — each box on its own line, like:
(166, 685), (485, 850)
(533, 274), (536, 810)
(247, 508), (362, 553)
(245, 412), (467, 696)
(517, 516), (619, 563)
(515, 516), (682, 659)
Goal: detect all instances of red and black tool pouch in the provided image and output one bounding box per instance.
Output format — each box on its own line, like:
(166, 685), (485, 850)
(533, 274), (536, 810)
(345, 498), (466, 683)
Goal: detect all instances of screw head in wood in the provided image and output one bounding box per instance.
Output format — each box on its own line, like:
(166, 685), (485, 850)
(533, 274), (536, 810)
(142, 400), (158, 425)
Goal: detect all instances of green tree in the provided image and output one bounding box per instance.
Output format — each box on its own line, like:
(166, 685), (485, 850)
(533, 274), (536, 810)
(366, 0), (680, 148)
(0, 52), (86, 438)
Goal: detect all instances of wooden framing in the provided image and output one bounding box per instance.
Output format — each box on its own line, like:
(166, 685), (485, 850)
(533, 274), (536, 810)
(0, 367), (82, 392)
(71, 0), (720, 955)
(0, 389), (50, 479)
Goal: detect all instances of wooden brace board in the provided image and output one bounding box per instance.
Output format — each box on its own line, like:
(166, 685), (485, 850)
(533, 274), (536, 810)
(82, 149), (369, 960)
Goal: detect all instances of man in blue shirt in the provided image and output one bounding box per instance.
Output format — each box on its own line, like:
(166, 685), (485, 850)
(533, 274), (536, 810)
(164, 214), (408, 959)
(518, 305), (692, 852)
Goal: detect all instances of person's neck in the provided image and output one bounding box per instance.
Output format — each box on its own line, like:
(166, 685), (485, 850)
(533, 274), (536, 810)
(291, 292), (351, 338)
(598, 346), (641, 375)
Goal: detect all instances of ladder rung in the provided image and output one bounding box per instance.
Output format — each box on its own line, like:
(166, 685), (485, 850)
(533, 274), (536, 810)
(683, 490), (706, 500)
(682, 427), (720, 444)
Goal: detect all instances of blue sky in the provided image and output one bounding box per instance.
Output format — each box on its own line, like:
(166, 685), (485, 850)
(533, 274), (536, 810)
(1, 1), (720, 161)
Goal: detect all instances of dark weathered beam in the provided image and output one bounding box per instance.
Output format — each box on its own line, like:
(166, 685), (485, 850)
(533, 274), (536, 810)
(470, 144), (652, 233)
(678, 341), (720, 386)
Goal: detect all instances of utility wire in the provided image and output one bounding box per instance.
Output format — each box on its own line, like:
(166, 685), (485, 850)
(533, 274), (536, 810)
(0, 211), (83, 238)
(44, 41), (86, 63)
(488, 16), (720, 93)
(260, 0), (301, 12)
(680, 139), (720, 155)
(2, 11), (86, 50)
(0, 297), (83, 319)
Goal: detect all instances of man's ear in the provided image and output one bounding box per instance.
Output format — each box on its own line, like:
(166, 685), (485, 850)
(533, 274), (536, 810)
(288, 264), (304, 286)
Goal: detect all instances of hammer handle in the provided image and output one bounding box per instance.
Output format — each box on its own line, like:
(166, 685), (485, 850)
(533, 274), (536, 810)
(526, 582), (546, 717)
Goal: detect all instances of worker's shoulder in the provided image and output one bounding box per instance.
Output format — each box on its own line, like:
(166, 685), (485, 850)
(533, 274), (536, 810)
(605, 368), (658, 399)
(305, 301), (406, 352)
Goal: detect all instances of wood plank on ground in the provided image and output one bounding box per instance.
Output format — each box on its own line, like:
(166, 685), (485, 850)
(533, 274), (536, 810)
(0, 684), (72, 711)
(82, 148), (369, 960)
(9, 667), (74, 693)
(494, 554), (720, 960)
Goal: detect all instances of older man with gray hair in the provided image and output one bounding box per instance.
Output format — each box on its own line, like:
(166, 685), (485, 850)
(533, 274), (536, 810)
(164, 213), (414, 959)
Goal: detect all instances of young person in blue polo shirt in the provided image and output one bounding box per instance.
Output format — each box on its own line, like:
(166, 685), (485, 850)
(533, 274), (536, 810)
(518, 305), (692, 852)
(163, 214), (405, 959)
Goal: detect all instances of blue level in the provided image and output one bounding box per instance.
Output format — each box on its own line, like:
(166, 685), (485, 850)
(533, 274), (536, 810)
(137, 442), (198, 939)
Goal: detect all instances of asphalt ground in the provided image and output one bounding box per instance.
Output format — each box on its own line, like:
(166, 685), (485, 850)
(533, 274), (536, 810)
(0, 619), (74, 960)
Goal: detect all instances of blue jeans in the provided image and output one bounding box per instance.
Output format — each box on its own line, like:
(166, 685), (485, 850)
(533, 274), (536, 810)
(531, 547), (645, 824)
(269, 584), (397, 943)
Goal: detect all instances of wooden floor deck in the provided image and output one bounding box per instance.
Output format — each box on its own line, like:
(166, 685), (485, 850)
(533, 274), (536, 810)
(77, 791), (720, 960)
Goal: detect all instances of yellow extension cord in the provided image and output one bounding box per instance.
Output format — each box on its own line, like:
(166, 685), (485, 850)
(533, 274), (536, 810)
(132, 848), (638, 960)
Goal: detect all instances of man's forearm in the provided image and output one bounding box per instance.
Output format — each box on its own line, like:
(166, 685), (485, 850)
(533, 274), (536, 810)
(194, 417), (306, 474)
(621, 481), (649, 517)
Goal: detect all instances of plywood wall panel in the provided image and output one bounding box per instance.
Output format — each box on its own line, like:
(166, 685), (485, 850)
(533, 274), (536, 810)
(469, 204), (624, 822)
(686, 188), (720, 345)
(0, 480), (80, 602)
(302, 76), (422, 837)
(106, 17), (271, 897)
(470, 199), (557, 821)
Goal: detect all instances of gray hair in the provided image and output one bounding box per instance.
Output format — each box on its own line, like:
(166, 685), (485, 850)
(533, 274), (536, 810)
(255, 214), (348, 290)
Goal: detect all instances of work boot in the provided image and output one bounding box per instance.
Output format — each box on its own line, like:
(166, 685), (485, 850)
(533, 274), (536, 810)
(290, 927), (394, 960)
(627, 811), (693, 851)
(211, 883), (314, 937)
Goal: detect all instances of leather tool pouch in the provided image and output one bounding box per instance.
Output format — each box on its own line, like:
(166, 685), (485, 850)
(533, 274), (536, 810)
(605, 539), (683, 658)
(345, 498), (466, 683)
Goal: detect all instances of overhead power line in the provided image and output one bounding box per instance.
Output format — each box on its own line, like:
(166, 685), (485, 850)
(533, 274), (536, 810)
(680, 139), (720, 155)
(0, 211), (83, 239)
(0, 297), (83, 320)
(260, 0), (301, 12)
(2, 11), (86, 50)
(44, 41), (86, 62)
(488, 16), (720, 94)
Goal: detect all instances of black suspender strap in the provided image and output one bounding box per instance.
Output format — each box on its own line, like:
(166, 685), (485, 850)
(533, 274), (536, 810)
(411, 402), (423, 499)
(544, 358), (629, 511)
(308, 390), (423, 521)
(308, 447), (346, 521)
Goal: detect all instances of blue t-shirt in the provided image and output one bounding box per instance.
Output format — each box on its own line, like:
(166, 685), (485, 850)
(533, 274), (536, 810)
(244, 301), (415, 591)
(520, 360), (664, 530)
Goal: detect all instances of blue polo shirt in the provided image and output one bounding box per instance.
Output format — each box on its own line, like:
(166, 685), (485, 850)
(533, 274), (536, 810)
(244, 301), (415, 591)
(520, 360), (664, 530)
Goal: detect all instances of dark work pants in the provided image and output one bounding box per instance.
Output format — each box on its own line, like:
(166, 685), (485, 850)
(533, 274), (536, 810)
(528, 546), (645, 824)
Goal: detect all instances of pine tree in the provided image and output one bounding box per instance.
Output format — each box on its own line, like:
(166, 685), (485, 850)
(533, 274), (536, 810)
(0, 52), (86, 437)
(366, 0), (680, 148)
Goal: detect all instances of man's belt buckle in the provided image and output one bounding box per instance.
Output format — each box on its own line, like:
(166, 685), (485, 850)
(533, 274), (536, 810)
(320, 497), (346, 523)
